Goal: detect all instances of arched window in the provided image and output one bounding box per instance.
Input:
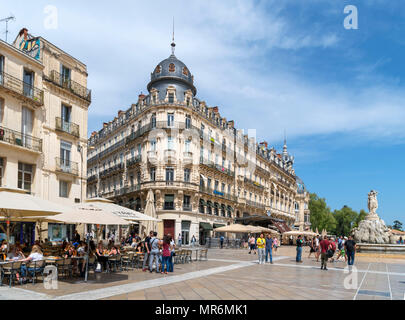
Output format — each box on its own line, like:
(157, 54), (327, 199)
(182, 67), (189, 76)
(169, 63), (175, 72)
(155, 65), (161, 74)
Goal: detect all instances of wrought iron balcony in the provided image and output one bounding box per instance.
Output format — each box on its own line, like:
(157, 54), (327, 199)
(199, 185), (237, 201)
(0, 126), (42, 152)
(55, 117), (80, 138)
(48, 70), (91, 102)
(244, 177), (265, 189)
(55, 157), (79, 176)
(246, 199), (265, 209)
(127, 155), (142, 168)
(199, 157), (234, 177)
(87, 174), (98, 183)
(0, 71), (44, 106)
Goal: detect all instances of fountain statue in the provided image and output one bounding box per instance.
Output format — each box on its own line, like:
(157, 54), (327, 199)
(352, 190), (395, 244)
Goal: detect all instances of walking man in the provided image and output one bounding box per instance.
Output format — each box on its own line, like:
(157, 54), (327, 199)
(142, 231), (153, 272)
(315, 235), (320, 262)
(320, 235), (330, 270)
(177, 233), (182, 247)
(296, 235), (303, 263)
(265, 233), (273, 264)
(149, 232), (161, 273)
(256, 233), (266, 264)
(345, 235), (357, 266)
(220, 235), (224, 249)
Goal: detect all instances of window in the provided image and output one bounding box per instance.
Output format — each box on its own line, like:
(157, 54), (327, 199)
(214, 202), (219, 216)
(150, 139), (156, 151)
(155, 65), (161, 74)
(185, 115), (191, 129)
(0, 55), (4, 84)
(137, 143), (142, 156)
(214, 180), (219, 191)
(221, 183), (225, 192)
(60, 140), (72, 171)
(183, 195), (191, 211)
(182, 67), (189, 76)
(23, 69), (34, 98)
(61, 104), (71, 130)
(168, 93), (174, 104)
(166, 168), (174, 182)
(0, 97), (3, 124)
(59, 180), (68, 198)
(169, 63), (175, 72)
(207, 178), (212, 188)
(185, 140), (190, 153)
(186, 97), (191, 107)
(184, 168), (190, 182)
(150, 167), (156, 181)
(164, 194), (175, 210)
(18, 162), (33, 191)
(137, 171), (141, 185)
(61, 65), (71, 85)
(199, 199), (205, 214)
(167, 113), (174, 127)
(151, 113), (156, 128)
(22, 106), (33, 146)
(167, 136), (174, 150)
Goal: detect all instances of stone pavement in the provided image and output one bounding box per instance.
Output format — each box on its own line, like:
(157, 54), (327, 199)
(1, 246), (404, 300)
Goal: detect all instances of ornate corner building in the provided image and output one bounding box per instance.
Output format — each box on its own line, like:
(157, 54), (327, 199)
(87, 44), (311, 244)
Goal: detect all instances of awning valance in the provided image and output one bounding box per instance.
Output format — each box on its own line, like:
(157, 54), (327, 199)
(214, 223), (226, 228)
(200, 222), (213, 230)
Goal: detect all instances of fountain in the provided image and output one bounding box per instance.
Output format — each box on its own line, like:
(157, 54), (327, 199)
(352, 190), (404, 254)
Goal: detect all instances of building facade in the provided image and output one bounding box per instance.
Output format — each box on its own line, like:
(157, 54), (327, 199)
(0, 30), (91, 243)
(87, 44), (310, 244)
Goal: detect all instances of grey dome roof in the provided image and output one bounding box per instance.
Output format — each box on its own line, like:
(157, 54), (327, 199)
(147, 54), (197, 96)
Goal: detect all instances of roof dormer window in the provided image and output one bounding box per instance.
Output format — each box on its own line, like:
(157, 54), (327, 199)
(155, 65), (161, 74)
(182, 67), (189, 76)
(169, 63), (176, 73)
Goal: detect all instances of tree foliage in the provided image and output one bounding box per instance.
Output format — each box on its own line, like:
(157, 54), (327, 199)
(309, 193), (368, 236)
(392, 220), (403, 231)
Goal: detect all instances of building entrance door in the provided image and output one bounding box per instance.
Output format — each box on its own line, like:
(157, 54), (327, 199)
(163, 220), (175, 238)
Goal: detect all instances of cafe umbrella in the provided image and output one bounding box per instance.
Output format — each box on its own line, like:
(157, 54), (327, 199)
(143, 190), (158, 235)
(0, 187), (65, 253)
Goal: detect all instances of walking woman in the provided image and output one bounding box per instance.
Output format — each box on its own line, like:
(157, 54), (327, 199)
(248, 235), (256, 254)
(161, 235), (171, 274)
(308, 237), (316, 259)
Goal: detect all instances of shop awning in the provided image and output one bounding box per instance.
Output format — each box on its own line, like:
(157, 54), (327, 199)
(214, 223), (226, 228)
(200, 222), (213, 230)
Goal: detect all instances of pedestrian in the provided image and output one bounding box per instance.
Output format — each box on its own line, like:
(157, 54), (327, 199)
(177, 233), (182, 247)
(265, 233), (273, 264)
(315, 235), (320, 262)
(337, 236), (347, 262)
(273, 236), (278, 253)
(344, 235), (357, 266)
(248, 235), (256, 254)
(256, 233), (266, 264)
(168, 234), (175, 272)
(319, 235), (330, 270)
(308, 237), (316, 259)
(142, 231), (153, 272)
(328, 237), (336, 263)
(161, 235), (171, 274)
(289, 235), (293, 246)
(220, 235), (224, 249)
(296, 235), (303, 263)
(149, 232), (161, 273)
(191, 235), (196, 247)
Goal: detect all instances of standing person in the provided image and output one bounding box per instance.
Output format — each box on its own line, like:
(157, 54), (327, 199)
(308, 237), (316, 259)
(220, 235), (225, 249)
(161, 235), (171, 274)
(149, 232), (161, 273)
(265, 234), (274, 264)
(177, 233), (182, 247)
(191, 235), (196, 247)
(256, 233), (266, 264)
(337, 236), (347, 261)
(248, 235), (256, 254)
(296, 235), (303, 263)
(273, 236), (278, 254)
(289, 235), (293, 246)
(345, 235), (357, 266)
(168, 234), (175, 272)
(319, 236), (330, 270)
(329, 237), (337, 263)
(142, 231), (154, 272)
(315, 235), (321, 262)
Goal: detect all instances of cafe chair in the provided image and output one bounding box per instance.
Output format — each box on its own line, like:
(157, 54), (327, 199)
(27, 260), (45, 285)
(1, 261), (23, 287)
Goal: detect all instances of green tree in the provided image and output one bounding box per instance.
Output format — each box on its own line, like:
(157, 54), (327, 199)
(309, 193), (336, 234)
(354, 209), (367, 228)
(333, 205), (358, 236)
(392, 220), (403, 231)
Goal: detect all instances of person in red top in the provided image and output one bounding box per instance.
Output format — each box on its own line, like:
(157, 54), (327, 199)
(161, 235), (172, 274)
(319, 236), (330, 270)
(329, 238), (337, 263)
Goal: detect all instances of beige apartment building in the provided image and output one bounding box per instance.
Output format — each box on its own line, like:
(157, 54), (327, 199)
(87, 43), (310, 244)
(0, 30), (91, 244)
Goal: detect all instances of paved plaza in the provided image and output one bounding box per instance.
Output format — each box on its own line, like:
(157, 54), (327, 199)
(1, 246), (404, 300)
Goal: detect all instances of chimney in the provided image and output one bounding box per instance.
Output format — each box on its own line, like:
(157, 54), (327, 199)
(213, 106), (219, 113)
(227, 120), (235, 128)
(103, 122), (108, 128)
(138, 93), (146, 102)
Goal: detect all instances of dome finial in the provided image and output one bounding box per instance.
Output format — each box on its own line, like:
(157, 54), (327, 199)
(171, 17), (176, 56)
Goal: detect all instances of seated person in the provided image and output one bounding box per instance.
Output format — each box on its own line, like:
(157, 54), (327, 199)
(131, 238), (138, 248)
(109, 246), (120, 256)
(20, 245), (44, 282)
(136, 242), (144, 253)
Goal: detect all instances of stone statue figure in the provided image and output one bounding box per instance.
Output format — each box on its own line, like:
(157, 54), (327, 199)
(367, 190), (378, 215)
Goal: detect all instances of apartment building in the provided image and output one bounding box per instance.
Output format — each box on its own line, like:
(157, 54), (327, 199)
(0, 29), (91, 243)
(87, 43), (310, 244)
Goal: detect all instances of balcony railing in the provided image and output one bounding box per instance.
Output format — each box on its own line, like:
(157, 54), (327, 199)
(55, 158), (79, 176)
(127, 155), (142, 167)
(48, 70), (91, 102)
(246, 199), (265, 209)
(87, 174), (97, 183)
(164, 149), (176, 162)
(55, 117), (80, 138)
(199, 157), (234, 177)
(0, 126), (42, 152)
(199, 185), (237, 202)
(0, 71), (44, 106)
(244, 177), (265, 189)
(183, 204), (192, 211)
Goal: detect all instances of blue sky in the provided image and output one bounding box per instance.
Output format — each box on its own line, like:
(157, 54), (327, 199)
(1, 0), (404, 224)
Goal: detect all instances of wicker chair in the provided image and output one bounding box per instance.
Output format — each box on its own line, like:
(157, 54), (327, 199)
(1, 261), (23, 287)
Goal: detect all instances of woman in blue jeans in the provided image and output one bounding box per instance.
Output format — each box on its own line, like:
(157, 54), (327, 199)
(161, 235), (171, 274)
(168, 236), (175, 272)
(20, 245), (44, 281)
